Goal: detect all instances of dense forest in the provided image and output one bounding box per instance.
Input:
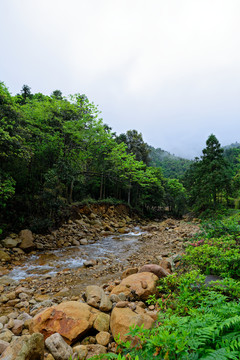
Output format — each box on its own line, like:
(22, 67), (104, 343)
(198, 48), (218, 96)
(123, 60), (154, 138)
(1, 81), (240, 236)
(0, 83), (187, 235)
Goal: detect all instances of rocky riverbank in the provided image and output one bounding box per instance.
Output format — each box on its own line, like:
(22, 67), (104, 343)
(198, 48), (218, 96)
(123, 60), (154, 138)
(0, 205), (200, 359)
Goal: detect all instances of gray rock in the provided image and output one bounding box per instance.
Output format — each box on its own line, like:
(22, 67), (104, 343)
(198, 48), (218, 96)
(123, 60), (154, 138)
(85, 285), (112, 312)
(19, 229), (35, 252)
(0, 333), (44, 360)
(118, 292), (127, 301)
(0, 329), (14, 343)
(0, 316), (8, 325)
(17, 313), (32, 322)
(80, 238), (88, 245)
(1, 237), (19, 248)
(86, 344), (107, 359)
(45, 333), (73, 360)
(86, 285), (102, 308)
(110, 294), (120, 303)
(99, 293), (112, 312)
(72, 344), (88, 359)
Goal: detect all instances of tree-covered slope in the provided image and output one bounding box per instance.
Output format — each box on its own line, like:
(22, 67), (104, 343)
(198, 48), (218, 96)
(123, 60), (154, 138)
(148, 145), (192, 179)
(2, 83), (185, 234)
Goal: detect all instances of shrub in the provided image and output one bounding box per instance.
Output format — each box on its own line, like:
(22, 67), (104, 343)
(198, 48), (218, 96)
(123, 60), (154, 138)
(183, 236), (240, 278)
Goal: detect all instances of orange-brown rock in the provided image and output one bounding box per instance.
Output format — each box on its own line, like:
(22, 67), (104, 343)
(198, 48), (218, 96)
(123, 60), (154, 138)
(110, 272), (158, 301)
(159, 258), (172, 273)
(121, 267), (138, 279)
(30, 301), (99, 344)
(118, 227), (127, 234)
(110, 307), (154, 342)
(139, 264), (169, 278)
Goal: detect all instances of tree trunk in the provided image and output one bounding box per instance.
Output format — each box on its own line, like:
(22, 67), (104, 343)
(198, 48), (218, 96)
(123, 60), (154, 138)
(69, 179), (74, 204)
(100, 172), (103, 199)
(128, 180), (131, 205)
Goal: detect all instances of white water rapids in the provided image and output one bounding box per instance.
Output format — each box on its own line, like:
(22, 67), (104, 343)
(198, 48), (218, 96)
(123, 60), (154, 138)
(9, 228), (144, 281)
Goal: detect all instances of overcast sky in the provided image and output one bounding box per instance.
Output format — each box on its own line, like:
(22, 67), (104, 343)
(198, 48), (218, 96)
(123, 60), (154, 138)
(1, 0), (240, 159)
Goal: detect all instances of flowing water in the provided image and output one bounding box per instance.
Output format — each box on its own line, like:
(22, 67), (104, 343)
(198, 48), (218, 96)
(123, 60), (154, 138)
(9, 228), (144, 281)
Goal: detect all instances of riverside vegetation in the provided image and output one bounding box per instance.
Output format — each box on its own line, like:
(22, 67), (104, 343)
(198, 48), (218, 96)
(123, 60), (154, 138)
(1, 82), (240, 359)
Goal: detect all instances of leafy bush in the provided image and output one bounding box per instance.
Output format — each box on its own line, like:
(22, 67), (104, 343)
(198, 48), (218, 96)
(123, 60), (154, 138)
(201, 219), (240, 239)
(183, 236), (240, 278)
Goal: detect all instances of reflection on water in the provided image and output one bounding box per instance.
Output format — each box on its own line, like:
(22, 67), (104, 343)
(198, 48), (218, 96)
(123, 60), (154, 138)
(9, 228), (144, 280)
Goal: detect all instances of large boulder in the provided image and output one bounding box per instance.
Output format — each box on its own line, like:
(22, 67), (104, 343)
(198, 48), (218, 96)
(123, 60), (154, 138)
(19, 230), (35, 252)
(0, 333), (44, 360)
(30, 301), (100, 344)
(139, 264), (169, 278)
(111, 272), (158, 300)
(110, 307), (154, 342)
(45, 333), (73, 360)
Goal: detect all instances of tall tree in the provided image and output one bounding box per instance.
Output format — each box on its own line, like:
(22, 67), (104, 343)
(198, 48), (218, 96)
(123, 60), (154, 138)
(184, 134), (231, 209)
(116, 129), (150, 165)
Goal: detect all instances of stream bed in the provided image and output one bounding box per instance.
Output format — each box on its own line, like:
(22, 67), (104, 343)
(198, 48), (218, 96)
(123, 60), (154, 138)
(9, 228), (144, 281)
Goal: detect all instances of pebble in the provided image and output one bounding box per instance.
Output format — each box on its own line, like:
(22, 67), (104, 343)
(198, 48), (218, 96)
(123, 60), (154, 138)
(118, 292), (126, 301)
(116, 301), (128, 308)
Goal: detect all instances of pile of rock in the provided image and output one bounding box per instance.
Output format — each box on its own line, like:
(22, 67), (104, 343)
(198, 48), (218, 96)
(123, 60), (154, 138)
(0, 264), (168, 360)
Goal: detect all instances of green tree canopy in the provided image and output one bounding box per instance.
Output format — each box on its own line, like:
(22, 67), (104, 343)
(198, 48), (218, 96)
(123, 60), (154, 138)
(116, 129), (150, 165)
(184, 134), (232, 210)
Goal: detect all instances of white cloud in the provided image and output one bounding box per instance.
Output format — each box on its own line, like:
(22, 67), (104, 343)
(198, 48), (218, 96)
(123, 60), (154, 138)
(1, 0), (240, 157)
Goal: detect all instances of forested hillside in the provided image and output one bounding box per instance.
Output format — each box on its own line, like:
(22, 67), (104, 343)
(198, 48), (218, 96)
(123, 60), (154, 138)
(0, 83), (188, 235)
(148, 145), (192, 179)
(1, 82), (240, 237)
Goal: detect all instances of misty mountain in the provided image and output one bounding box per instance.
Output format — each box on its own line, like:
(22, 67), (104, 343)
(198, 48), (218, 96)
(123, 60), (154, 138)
(148, 145), (192, 179)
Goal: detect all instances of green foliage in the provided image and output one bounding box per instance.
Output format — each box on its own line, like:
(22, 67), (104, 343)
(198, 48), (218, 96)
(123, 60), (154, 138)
(116, 129), (150, 165)
(148, 145), (192, 179)
(165, 178), (187, 217)
(184, 134), (232, 211)
(200, 218), (240, 238)
(83, 354), (140, 360)
(105, 274), (240, 360)
(0, 171), (16, 207)
(180, 216), (240, 279)
(0, 82), (169, 233)
(223, 146), (240, 176)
